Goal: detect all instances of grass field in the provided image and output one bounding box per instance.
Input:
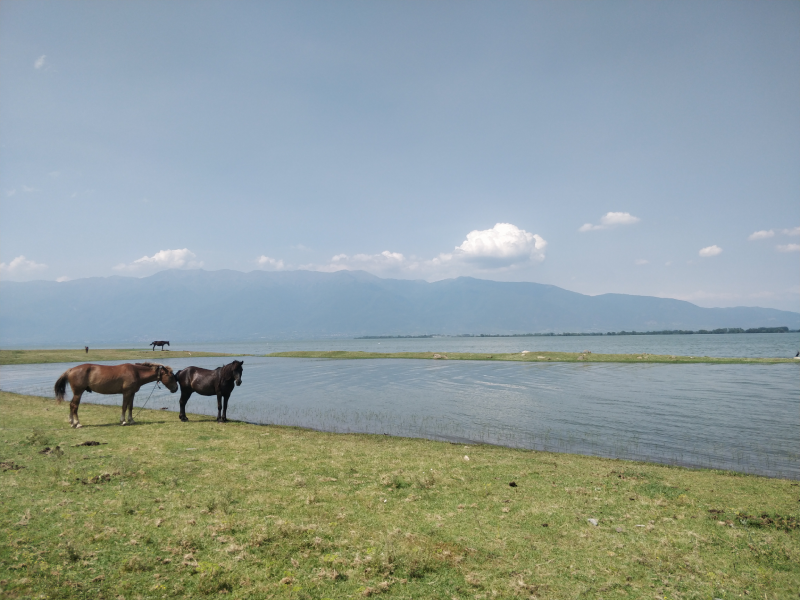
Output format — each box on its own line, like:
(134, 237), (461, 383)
(0, 349), (243, 366)
(1, 391), (797, 599)
(266, 350), (797, 364)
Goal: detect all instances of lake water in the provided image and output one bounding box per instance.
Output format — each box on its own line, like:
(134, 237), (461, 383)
(2, 342), (798, 479)
(167, 331), (800, 358)
(11, 331), (799, 358)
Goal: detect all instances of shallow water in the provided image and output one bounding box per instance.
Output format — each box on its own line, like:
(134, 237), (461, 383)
(173, 332), (799, 358)
(2, 357), (797, 479)
(8, 332), (798, 358)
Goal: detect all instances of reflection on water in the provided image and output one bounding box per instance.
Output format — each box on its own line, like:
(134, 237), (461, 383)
(2, 357), (797, 479)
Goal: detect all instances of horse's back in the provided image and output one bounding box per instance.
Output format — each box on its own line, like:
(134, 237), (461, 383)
(179, 366), (219, 396)
(70, 363), (137, 394)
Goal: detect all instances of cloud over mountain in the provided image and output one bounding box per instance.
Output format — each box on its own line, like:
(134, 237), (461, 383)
(309, 223), (547, 278)
(0, 255), (47, 274)
(114, 248), (202, 271)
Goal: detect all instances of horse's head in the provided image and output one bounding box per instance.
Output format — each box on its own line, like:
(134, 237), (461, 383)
(232, 360), (243, 386)
(159, 365), (179, 393)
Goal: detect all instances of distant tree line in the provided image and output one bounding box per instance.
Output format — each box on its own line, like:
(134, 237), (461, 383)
(355, 327), (795, 339)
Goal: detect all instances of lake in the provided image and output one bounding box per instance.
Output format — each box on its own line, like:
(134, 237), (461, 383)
(172, 331), (800, 358)
(10, 331), (799, 358)
(2, 339), (798, 479)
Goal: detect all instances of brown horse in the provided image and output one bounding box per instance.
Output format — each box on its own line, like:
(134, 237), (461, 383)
(54, 362), (178, 428)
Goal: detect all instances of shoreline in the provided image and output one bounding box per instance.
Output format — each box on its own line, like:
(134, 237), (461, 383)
(2, 348), (796, 365)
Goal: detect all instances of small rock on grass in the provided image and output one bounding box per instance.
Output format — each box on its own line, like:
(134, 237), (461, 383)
(587, 518), (599, 526)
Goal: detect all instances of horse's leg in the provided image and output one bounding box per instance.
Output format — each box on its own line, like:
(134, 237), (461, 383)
(216, 393), (223, 423)
(222, 393), (230, 423)
(127, 392), (136, 424)
(69, 389), (84, 428)
(179, 389), (193, 422)
(121, 392), (135, 425)
(120, 394), (128, 424)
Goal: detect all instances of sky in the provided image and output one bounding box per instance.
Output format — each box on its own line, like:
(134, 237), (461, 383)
(1, 0), (798, 311)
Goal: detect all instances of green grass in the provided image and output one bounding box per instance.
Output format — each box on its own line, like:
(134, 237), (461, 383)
(1, 391), (798, 599)
(266, 350), (797, 364)
(3, 349), (795, 366)
(0, 349), (244, 366)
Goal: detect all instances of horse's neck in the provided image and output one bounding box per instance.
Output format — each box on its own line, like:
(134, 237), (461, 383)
(136, 365), (159, 382)
(218, 366), (237, 384)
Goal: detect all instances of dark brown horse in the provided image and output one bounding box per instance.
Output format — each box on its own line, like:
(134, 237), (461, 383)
(54, 362), (178, 428)
(151, 341), (170, 350)
(175, 360), (243, 423)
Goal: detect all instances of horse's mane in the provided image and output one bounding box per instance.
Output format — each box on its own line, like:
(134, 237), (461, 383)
(135, 362), (173, 372)
(219, 361), (241, 379)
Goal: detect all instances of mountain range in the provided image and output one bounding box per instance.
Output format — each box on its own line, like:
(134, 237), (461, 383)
(1, 269), (798, 346)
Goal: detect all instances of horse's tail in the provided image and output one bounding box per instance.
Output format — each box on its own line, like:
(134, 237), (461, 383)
(54, 370), (70, 404)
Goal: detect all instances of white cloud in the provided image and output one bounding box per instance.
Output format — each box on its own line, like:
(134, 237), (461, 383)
(314, 251), (409, 274)
(309, 223), (546, 278)
(634, 259), (648, 265)
(601, 212), (640, 226)
(698, 245), (722, 257)
(0, 255), (48, 273)
(579, 211), (640, 232)
(56, 276), (70, 282)
(34, 55), (46, 69)
(782, 226), (800, 236)
(114, 248), (202, 271)
(776, 244), (800, 253)
(257, 255), (285, 270)
(452, 223), (546, 266)
(748, 230), (774, 241)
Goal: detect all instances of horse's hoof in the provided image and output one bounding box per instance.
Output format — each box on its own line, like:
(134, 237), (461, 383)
(121, 421), (127, 426)
(75, 423), (82, 429)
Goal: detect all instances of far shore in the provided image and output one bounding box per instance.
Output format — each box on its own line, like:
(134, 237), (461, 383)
(2, 348), (796, 365)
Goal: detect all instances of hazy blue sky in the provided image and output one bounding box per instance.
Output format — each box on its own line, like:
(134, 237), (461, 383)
(1, 1), (798, 310)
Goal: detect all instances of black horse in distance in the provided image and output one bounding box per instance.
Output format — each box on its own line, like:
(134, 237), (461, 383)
(174, 360), (243, 423)
(151, 341), (170, 350)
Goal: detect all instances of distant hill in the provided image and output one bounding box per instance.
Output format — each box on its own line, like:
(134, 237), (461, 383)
(1, 269), (798, 346)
